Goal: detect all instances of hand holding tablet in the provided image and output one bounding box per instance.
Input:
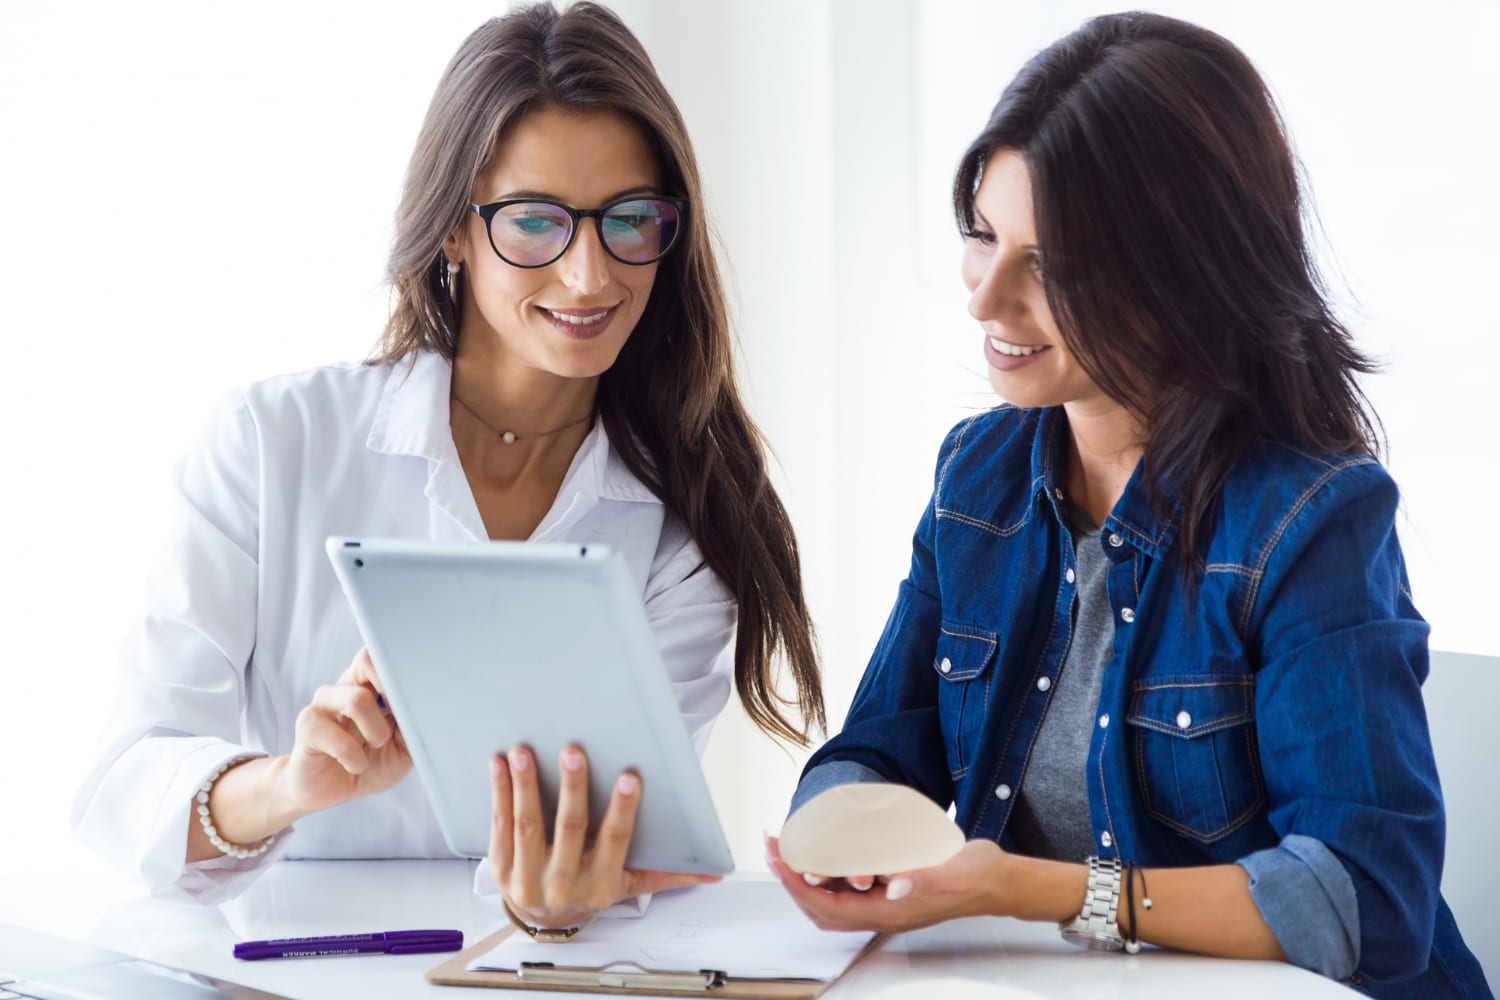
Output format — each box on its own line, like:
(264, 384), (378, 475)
(487, 742), (721, 933)
(324, 538), (734, 876)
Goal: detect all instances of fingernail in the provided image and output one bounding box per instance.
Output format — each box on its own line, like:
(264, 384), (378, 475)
(509, 749), (531, 772)
(802, 872), (824, 886)
(886, 877), (913, 901)
(617, 773), (639, 795)
(490, 755), (503, 777)
(850, 878), (873, 892)
(376, 694), (387, 710)
(561, 749), (583, 773)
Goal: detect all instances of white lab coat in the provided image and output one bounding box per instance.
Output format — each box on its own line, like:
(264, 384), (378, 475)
(71, 351), (735, 902)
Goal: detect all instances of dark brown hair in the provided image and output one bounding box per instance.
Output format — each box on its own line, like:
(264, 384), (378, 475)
(374, 2), (823, 744)
(954, 11), (1381, 580)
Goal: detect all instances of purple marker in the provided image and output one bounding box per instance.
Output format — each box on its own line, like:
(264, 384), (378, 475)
(233, 929), (463, 960)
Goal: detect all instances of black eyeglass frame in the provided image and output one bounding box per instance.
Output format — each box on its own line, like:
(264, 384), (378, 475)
(468, 196), (688, 269)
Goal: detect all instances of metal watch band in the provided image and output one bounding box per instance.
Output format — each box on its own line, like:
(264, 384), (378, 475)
(1059, 855), (1126, 951)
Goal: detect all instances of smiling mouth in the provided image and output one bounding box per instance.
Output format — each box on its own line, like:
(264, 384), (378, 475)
(989, 337), (1049, 357)
(544, 307), (613, 327)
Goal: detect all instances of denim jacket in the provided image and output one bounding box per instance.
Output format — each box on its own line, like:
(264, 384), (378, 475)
(802, 406), (1489, 998)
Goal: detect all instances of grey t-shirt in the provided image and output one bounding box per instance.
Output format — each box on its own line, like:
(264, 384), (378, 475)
(1006, 510), (1112, 863)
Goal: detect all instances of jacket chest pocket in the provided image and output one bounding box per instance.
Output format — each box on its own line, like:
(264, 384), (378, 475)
(1126, 677), (1265, 843)
(932, 621), (998, 779)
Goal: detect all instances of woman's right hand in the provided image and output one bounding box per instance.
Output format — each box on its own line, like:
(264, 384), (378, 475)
(189, 648), (413, 861)
(280, 647), (413, 814)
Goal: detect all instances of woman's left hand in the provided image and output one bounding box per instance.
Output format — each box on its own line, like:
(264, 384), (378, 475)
(766, 835), (1008, 934)
(489, 744), (721, 930)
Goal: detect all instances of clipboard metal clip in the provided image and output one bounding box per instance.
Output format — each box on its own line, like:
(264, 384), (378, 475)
(519, 961), (728, 991)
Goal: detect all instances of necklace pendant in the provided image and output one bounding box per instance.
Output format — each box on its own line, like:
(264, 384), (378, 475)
(501, 431), (517, 444)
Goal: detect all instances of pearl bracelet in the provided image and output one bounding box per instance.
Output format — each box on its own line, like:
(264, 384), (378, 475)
(196, 758), (276, 859)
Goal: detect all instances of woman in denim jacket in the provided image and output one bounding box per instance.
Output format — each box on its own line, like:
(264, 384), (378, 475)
(767, 12), (1490, 998)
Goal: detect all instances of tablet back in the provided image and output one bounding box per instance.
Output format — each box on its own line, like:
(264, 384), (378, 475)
(326, 537), (733, 874)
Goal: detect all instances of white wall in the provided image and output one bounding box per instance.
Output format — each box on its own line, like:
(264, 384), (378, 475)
(1, 0), (1495, 895)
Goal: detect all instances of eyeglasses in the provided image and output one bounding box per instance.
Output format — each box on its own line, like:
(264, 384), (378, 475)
(469, 196), (686, 268)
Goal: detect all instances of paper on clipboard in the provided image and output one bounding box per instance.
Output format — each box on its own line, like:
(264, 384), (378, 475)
(469, 880), (877, 981)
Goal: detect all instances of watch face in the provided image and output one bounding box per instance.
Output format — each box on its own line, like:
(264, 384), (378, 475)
(1060, 928), (1126, 952)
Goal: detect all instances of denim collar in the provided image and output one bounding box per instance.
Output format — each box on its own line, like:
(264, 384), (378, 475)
(1030, 406), (1181, 560)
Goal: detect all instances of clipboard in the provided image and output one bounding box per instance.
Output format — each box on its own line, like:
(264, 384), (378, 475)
(426, 925), (885, 999)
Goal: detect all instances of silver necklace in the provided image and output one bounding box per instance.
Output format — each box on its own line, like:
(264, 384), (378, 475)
(450, 390), (593, 444)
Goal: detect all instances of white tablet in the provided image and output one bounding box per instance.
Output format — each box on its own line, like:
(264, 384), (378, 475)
(325, 537), (734, 874)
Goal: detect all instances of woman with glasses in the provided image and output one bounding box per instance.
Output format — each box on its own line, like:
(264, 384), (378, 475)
(767, 12), (1489, 998)
(73, 1), (823, 932)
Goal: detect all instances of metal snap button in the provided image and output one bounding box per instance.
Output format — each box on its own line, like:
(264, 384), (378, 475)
(1176, 710), (1192, 730)
(939, 657), (953, 674)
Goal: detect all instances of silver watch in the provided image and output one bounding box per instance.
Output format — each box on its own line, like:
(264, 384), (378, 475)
(1059, 855), (1127, 951)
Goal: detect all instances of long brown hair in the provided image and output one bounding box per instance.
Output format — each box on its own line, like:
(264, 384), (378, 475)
(954, 11), (1381, 581)
(373, 3), (823, 744)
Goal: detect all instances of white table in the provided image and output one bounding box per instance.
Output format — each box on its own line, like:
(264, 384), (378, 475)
(0, 858), (1355, 999)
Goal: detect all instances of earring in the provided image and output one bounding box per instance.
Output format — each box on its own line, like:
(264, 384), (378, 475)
(443, 260), (460, 301)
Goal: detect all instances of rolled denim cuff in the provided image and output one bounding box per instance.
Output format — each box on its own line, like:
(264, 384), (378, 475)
(1239, 833), (1360, 980)
(788, 760), (890, 817)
